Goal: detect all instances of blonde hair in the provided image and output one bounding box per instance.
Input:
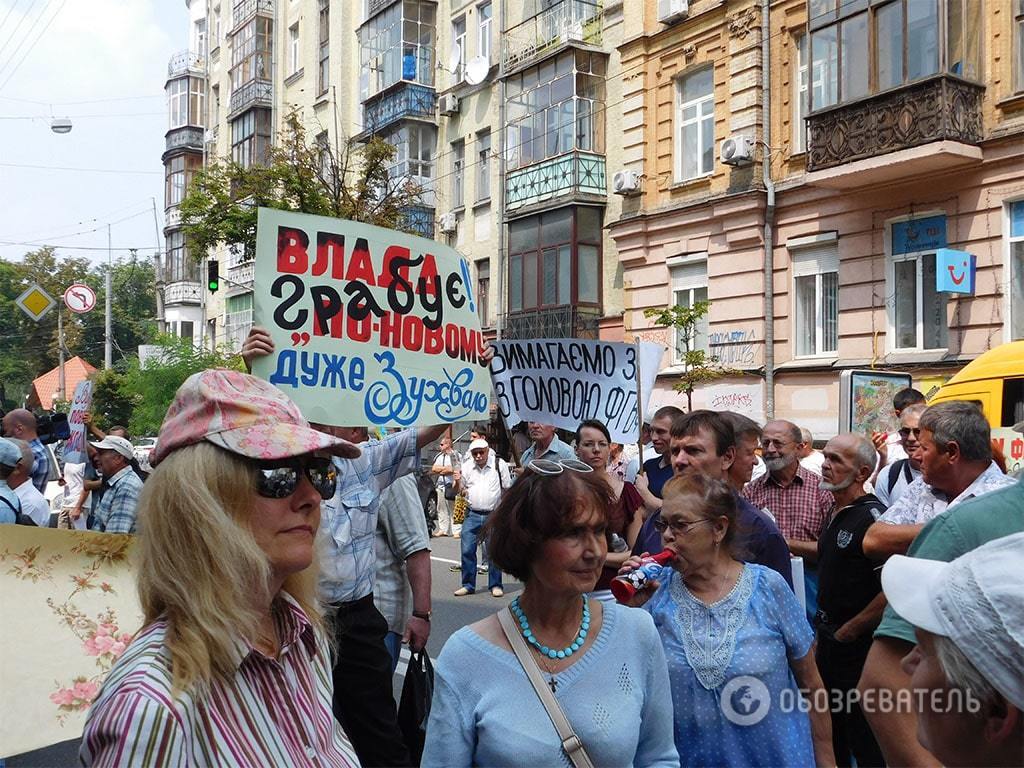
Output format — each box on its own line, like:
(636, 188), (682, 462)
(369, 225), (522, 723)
(135, 442), (323, 695)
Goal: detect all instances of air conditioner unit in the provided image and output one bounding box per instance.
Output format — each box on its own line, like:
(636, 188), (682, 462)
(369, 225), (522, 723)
(657, 0), (689, 24)
(612, 169), (641, 196)
(720, 134), (755, 166)
(439, 93), (460, 116)
(438, 212), (457, 233)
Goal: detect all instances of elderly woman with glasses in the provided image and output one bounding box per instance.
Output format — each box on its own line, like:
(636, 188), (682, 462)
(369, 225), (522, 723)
(622, 473), (834, 767)
(80, 370), (362, 767)
(422, 460), (679, 768)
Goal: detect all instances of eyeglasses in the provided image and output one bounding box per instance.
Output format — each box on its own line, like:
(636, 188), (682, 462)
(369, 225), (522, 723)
(256, 456), (337, 501)
(898, 427), (922, 438)
(528, 458), (594, 475)
(651, 517), (713, 536)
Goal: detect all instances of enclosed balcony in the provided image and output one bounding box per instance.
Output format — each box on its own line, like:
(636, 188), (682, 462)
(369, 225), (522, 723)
(501, 306), (601, 340)
(232, 0), (272, 32)
(502, 0), (603, 75)
(506, 150), (606, 211)
(401, 206), (435, 239)
(359, 83), (437, 137)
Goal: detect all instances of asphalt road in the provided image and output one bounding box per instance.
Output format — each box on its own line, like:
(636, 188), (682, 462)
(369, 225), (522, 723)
(7, 535), (520, 767)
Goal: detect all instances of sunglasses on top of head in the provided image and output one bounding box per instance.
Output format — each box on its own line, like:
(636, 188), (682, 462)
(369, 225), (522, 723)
(256, 456), (337, 501)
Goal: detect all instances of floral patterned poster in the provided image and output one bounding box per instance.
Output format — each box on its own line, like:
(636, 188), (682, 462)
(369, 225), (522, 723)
(0, 526), (140, 758)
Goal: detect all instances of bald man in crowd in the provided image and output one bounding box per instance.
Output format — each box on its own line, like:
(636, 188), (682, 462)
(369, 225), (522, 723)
(1, 409), (50, 492)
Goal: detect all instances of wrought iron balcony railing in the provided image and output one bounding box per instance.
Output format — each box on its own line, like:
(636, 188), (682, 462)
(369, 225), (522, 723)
(502, 0), (603, 74)
(167, 50), (205, 78)
(807, 74), (984, 172)
(501, 305), (601, 340)
(232, 0), (273, 31)
(506, 151), (606, 210)
(165, 126), (204, 153)
(360, 83), (437, 137)
(228, 79), (273, 117)
(401, 205), (435, 240)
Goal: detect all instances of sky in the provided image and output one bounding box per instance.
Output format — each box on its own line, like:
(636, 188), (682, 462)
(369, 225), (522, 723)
(0, 0), (187, 268)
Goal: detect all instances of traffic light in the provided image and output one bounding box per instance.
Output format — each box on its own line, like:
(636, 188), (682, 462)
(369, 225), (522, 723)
(208, 260), (220, 292)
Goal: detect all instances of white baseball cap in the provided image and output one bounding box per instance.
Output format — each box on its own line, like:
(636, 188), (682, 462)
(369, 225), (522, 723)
(90, 435), (135, 461)
(469, 438), (489, 451)
(882, 531), (1024, 710)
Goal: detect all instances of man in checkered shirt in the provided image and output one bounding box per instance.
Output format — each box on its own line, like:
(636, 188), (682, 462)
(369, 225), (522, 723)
(743, 419), (834, 622)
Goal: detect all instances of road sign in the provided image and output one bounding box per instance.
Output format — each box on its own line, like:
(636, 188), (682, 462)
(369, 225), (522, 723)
(63, 283), (97, 314)
(15, 284), (56, 322)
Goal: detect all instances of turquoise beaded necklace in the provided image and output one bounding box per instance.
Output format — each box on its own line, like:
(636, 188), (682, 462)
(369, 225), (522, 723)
(510, 595), (590, 660)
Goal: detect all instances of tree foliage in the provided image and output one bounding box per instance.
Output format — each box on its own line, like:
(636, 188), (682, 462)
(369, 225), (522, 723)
(180, 111), (426, 259)
(643, 301), (730, 412)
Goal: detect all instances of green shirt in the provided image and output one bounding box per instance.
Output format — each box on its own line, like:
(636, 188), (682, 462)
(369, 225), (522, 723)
(875, 475), (1024, 644)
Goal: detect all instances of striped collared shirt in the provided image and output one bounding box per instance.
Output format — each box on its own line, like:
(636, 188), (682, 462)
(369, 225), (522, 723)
(80, 594), (360, 768)
(94, 466), (143, 535)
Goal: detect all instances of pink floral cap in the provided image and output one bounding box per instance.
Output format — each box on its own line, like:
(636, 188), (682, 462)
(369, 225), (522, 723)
(149, 369), (360, 467)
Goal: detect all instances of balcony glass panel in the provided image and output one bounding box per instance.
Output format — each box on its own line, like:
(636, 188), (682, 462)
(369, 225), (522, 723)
(359, 0), (436, 102)
(502, 0), (603, 74)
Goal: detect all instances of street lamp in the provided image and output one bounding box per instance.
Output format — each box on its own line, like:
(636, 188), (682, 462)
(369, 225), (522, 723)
(50, 117), (72, 134)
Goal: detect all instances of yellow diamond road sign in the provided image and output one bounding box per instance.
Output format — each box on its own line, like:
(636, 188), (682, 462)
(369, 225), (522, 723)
(15, 284), (57, 322)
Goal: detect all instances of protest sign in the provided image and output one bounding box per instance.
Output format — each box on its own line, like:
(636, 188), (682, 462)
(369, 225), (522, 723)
(0, 527), (140, 757)
(491, 339), (664, 444)
(251, 208), (490, 428)
(64, 379), (93, 464)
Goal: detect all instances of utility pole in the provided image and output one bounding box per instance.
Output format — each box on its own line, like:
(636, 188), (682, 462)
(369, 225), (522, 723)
(105, 223), (113, 369)
(57, 308), (66, 403)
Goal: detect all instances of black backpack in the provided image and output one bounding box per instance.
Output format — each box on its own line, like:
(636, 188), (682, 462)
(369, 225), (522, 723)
(887, 459), (914, 495)
(0, 494), (37, 526)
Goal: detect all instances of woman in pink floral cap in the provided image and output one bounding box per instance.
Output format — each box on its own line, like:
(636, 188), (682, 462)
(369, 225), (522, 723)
(80, 369), (363, 767)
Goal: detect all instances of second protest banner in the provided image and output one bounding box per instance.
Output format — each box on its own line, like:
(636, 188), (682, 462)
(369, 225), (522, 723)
(251, 208), (490, 428)
(491, 339), (663, 444)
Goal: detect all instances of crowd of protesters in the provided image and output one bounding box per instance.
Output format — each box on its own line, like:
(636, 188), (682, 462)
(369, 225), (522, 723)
(4, 333), (1022, 768)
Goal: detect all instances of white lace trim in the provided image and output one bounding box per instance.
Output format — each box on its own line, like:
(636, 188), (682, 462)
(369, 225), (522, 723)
(670, 566), (755, 690)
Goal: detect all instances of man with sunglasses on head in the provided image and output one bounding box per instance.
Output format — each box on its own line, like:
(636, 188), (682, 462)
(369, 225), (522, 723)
(243, 328), (457, 768)
(452, 439), (512, 598)
(874, 403), (926, 508)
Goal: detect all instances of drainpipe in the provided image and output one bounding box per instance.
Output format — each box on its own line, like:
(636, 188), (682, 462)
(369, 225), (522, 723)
(495, 0), (507, 341)
(761, 0), (775, 420)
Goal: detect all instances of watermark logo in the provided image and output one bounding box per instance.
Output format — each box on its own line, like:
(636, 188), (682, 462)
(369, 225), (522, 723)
(720, 676), (771, 726)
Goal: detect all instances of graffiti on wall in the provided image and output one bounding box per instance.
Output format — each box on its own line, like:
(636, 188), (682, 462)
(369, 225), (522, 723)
(708, 328), (758, 366)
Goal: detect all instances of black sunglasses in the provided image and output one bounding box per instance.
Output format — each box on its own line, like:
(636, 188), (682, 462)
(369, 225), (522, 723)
(256, 456), (337, 501)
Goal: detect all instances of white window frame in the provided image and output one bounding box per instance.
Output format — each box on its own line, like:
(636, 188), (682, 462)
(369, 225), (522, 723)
(452, 139), (465, 208)
(667, 253), (709, 364)
(674, 68), (715, 182)
(452, 15), (467, 84)
(1006, 199), (1024, 342)
(289, 23), (300, 76)
(478, 2), (492, 63)
(790, 236), (839, 358)
(1016, 0), (1024, 93)
(885, 216), (949, 352)
(794, 33), (808, 154)
(476, 129), (491, 202)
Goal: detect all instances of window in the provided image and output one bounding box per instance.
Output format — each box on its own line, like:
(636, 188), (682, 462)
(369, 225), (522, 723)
(476, 130), (491, 201)
(889, 217), (949, 350)
(794, 34), (808, 153)
(194, 19), (206, 57)
(358, 1), (436, 99)
(190, 77), (205, 127)
(504, 50), (605, 170)
(808, 0), (980, 112)
(180, 321), (195, 342)
(212, 5), (221, 49)
(318, 0), (330, 94)
(668, 258), (709, 360)
(507, 207), (602, 312)
(231, 109), (272, 168)
(1009, 200), (1024, 340)
(791, 243), (839, 357)
(168, 78), (188, 128)
(289, 23), (300, 75)
(478, 2), (492, 62)
(476, 259), (490, 325)
(383, 124), (436, 188)
(230, 16), (272, 91)
(452, 16), (467, 83)
(1014, 0), (1024, 91)
(675, 67), (714, 181)
(164, 231), (199, 283)
(166, 156), (186, 207)
(452, 140), (465, 207)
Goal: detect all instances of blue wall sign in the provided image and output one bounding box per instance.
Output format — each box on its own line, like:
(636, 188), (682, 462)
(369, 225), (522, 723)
(892, 215), (947, 255)
(936, 248), (976, 294)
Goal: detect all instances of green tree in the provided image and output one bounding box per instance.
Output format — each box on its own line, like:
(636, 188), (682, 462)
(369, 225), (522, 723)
(643, 301), (730, 412)
(180, 110), (426, 259)
(89, 368), (134, 431)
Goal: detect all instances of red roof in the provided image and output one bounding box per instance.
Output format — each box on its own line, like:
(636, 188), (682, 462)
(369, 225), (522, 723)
(31, 356), (97, 409)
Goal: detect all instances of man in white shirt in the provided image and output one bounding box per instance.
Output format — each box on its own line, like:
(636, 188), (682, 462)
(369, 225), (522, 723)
(871, 387), (927, 467)
(430, 436), (461, 537)
(798, 427), (826, 475)
(7, 439), (51, 526)
(874, 404), (926, 507)
(863, 402), (1014, 558)
(452, 439), (511, 597)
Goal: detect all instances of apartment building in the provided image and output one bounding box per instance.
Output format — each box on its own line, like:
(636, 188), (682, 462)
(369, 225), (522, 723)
(613, 0), (1024, 436)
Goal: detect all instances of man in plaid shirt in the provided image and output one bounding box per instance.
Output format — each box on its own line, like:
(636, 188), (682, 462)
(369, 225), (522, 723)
(90, 435), (144, 534)
(744, 420), (834, 620)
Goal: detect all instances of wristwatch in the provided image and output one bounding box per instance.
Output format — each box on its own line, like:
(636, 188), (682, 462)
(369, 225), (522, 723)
(412, 611), (432, 621)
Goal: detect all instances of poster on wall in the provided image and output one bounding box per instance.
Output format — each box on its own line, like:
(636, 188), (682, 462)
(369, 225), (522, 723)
(251, 208), (490, 429)
(839, 370), (913, 436)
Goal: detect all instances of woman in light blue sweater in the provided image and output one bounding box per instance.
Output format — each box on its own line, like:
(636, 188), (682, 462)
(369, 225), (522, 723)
(421, 460), (679, 768)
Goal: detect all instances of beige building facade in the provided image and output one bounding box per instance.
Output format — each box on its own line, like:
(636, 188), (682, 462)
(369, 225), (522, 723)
(612, 0), (1024, 437)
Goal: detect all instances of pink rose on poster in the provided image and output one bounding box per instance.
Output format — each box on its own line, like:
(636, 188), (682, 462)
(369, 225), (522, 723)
(50, 688), (75, 707)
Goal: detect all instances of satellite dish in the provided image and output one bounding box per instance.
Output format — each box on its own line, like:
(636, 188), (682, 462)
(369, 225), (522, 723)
(465, 56), (490, 85)
(446, 43), (463, 74)
(50, 117), (72, 134)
